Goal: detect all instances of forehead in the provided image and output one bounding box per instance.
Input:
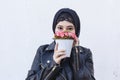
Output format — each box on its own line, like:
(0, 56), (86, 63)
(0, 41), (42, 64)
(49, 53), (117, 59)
(56, 21), (74, 27)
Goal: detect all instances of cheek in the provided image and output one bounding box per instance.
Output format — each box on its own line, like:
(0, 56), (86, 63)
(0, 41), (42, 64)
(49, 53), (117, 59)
(55, 28), (62, 33)
(55, 28), (59, 32)
(71, 29), (75, 34)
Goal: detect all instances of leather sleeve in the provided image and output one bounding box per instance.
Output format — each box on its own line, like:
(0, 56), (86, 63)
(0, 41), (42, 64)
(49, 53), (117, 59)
(71, 46), (95, 80)
(80, 48), (95, 80)
(25, 45), (61, 80)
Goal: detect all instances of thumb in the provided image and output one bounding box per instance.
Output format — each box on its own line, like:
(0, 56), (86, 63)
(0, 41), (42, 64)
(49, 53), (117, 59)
(54, 43), (58, 51)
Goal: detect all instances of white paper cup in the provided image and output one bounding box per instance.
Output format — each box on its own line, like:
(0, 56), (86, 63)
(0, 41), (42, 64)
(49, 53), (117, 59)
(55, 39), (73, 57)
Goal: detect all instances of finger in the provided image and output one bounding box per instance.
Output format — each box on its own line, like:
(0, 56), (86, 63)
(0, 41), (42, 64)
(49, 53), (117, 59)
(74, 36), (78, 42)
(55, 49), (66, 53)
(74, 37), (78, 43)
(74, 38), (79, 46)
(54, 49), (66, 56)
(57, 54), (66, 62)
(54, 43), (58, 51)
(53, 52), (66, 64)
(54, 51), (66, 57)
(56, 52), (66, 58)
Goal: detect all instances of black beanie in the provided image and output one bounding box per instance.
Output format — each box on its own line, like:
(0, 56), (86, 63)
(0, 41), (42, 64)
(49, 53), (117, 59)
(52, 8), (80, 37)
(56, 13), (75, 25)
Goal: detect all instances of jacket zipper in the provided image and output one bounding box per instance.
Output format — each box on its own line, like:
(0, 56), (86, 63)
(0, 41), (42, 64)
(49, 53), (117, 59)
(59, 73), (67, 80)
(45, 65), (57, 80)
(40, 63), (44, 69)
(75, 47), (79, 71)
(45, 66), (67, 80)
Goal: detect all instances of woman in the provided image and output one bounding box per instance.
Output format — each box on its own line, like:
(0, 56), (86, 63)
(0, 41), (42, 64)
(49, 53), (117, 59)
(26, 8), (95, 80)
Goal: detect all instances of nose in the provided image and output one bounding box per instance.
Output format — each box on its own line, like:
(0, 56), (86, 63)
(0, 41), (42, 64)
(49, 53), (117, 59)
(63, 28), (67, 32)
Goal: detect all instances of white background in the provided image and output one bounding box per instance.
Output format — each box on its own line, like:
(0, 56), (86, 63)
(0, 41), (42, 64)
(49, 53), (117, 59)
(0, 0), (120, 80)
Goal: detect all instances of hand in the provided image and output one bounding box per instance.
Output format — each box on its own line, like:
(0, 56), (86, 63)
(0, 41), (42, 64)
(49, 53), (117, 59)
(53, 43), (66, 64)
(73, 37), (79, 47)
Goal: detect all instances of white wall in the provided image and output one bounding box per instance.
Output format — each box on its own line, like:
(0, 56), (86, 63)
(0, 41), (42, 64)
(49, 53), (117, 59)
(0, 0), (120, 80)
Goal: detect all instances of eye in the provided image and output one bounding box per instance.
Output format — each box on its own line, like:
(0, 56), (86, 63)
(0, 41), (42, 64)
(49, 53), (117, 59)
(67, 26), (74, 31)
(68, 27), (73, 30)
(57, 26), (63, 30)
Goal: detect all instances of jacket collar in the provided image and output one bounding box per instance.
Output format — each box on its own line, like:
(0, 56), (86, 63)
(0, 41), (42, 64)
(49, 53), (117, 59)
(45, 41), (56, 51)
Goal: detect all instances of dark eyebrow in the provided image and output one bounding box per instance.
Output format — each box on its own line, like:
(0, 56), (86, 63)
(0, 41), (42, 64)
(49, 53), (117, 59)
(57, 25), (63, 27)
(67, 25), (74, 28)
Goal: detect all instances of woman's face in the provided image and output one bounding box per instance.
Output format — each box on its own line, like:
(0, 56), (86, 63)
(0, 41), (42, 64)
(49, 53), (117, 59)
(55, 21), (75, 33)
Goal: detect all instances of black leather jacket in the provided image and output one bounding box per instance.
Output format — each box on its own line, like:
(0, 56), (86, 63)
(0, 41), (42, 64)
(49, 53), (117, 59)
(26, 41), (95, 80)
